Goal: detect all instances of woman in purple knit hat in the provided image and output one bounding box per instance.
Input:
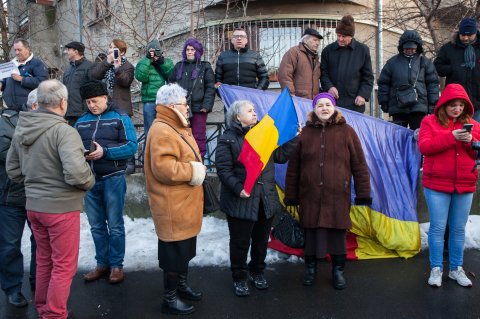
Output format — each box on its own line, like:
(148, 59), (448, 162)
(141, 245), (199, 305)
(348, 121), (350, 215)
(284, 92), (371, 290)
(169, 38), (216, 157)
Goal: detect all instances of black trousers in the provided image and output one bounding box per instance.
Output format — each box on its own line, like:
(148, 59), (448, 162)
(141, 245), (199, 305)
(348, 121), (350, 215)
(392, 112), (426, 130)
(227, 203), (274, 282)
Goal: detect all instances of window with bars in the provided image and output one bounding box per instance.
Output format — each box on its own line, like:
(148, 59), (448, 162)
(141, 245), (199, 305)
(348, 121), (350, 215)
(205, 18), (338, 83)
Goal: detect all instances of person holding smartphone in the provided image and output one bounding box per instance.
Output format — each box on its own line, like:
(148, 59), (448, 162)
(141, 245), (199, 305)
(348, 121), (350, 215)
(91, 39), (135, 116)
(418, 83), (480, 288)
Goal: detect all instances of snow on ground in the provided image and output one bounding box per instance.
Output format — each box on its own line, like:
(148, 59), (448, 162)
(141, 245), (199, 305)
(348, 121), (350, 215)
(20, 214), (480, 271)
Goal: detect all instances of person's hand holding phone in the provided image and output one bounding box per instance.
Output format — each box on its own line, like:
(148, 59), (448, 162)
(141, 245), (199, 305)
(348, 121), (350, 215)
(85, 141), (104, 161)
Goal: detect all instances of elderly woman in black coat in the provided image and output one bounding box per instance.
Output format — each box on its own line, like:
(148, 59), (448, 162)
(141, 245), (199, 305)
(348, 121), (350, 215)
(216, 100), (297, 297)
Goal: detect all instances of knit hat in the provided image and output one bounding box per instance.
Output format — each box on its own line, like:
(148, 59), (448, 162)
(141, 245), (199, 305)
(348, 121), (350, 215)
(336, 15), (355, 37)
(459, 18), (477, 36)
(146, 39), (162, 52)
(303, 28), (323, 39)
(65, 41), (85, 54)
(80, 80), (108, 100)
(312, 92), (336, 108)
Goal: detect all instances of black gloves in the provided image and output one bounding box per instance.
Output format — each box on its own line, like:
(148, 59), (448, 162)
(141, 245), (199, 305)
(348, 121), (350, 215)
(355, 197), (372, 206)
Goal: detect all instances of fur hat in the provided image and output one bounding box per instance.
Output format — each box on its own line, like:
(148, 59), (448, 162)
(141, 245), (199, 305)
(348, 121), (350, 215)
(336, 15), (355, 37)
(312, 92), (336, 108)
(459, 18), (477, 36)
(80, 80), (108, 100)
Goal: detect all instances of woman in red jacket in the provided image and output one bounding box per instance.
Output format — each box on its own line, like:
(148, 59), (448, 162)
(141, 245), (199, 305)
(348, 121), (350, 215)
(419, 83), (480, 288)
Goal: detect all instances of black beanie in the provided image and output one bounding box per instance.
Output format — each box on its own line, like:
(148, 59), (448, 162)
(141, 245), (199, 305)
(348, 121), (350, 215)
(80, 80), (108, 100)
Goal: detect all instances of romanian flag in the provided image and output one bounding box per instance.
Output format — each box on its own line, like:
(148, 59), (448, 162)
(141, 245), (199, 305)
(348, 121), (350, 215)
(219, 84), (421, 260)
(237, 88), (298, 194)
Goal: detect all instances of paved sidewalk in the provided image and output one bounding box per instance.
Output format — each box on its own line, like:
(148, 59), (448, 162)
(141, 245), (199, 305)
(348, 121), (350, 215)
(2, 249), (480, 319)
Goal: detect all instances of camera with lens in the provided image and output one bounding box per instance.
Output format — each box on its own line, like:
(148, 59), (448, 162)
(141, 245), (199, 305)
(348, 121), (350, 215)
(153, 49), (163, 57)
(472, 141), (480, 151)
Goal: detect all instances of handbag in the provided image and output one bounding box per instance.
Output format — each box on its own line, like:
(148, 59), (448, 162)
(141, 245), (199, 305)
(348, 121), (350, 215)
(395, 56), (423, 108)
(271, 208), (305, 249)
(158, 121), (220, 214)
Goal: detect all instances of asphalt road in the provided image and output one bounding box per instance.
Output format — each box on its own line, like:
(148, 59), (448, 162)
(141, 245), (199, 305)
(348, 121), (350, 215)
(2, 249), (480, 319)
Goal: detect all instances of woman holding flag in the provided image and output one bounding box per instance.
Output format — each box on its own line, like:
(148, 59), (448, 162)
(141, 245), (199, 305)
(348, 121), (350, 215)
(216, 99), (297, 297)
(284, 92), (371, 290)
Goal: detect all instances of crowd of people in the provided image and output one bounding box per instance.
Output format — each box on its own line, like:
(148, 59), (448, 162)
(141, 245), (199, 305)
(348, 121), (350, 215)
(0, 14), (480, 318)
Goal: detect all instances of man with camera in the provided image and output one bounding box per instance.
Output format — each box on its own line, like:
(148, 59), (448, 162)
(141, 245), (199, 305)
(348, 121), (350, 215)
(63, 41), (94, 126)
(135, 39), (174, 139)
(75, 80), (137, 285)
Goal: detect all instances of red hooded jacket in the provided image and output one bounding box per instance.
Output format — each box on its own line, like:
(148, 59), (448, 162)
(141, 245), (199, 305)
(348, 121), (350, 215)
(419, 83), (480, 193)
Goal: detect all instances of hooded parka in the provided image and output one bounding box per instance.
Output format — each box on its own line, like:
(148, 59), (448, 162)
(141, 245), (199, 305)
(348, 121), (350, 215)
(284, 111), (371, 229)
(419, 83), (480, 194)
(378, 30), (439, 115)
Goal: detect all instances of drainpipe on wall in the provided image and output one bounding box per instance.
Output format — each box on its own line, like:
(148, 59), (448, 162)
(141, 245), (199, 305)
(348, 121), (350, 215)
(78, 0), (83, 42)
(376, 0), (383, 118)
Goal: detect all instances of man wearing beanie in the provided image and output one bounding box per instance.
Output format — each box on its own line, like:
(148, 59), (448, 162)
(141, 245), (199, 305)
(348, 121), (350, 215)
(135, 39), (174, 140)
(63, 41), (94, 126)
(278, 28), (323, 100)
(320, 15), (374, 113)
(435, 17), (480, 120)
(75, 80), (138, 285)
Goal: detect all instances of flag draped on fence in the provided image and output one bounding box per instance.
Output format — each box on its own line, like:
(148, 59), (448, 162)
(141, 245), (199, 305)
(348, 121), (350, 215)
(237, 88), (298, 194)
(218, 84), (421, 259)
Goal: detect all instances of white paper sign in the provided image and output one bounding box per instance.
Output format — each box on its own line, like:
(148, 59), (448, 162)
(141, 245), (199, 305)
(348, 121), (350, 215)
(0, 62), (17, 79)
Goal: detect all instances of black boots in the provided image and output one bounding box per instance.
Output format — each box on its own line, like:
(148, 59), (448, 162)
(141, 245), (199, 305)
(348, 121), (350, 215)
(178, 272), (202, 301)
(331, 254), (346, 290)
(302, 256), (317, 286)
(161, 272), (194, 315)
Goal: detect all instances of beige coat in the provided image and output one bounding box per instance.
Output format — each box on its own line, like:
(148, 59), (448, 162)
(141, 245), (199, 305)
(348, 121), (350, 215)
(144, 105), (204, 242)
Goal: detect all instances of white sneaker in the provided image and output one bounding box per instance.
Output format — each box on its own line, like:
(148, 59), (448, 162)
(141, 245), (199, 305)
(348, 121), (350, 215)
(448, 267), (472, 287)
(428, 267), (442, 287)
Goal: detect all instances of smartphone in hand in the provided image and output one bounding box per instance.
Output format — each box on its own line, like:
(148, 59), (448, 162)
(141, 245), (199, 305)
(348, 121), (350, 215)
(84, 141), (97, 156)
(113, 48), (119, 60)
(463, 123), (473, 132)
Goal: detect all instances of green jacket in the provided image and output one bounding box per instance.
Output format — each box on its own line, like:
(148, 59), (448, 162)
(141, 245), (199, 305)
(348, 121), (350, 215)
(135, 57), (174, 102)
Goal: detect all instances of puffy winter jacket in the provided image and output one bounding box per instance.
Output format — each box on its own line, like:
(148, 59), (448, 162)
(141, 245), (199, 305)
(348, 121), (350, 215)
(135, 57), (174, 102)
(378, 30), (439, 115)
(75, 104), (138, 177)
(0, 110), (25, 207)
(215, 45), (269, 90)
(434, 31), (480, 110)
(169, 60), (216, 113)
(419, 83), (480, 193)
(216, 121), (296, 221)
(63, 57), (94, 118)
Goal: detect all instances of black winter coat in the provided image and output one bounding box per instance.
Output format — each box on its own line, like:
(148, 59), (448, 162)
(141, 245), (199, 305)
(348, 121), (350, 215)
(216, 121), (296, 221)
(320, 39), (374, 112)
(63, 58), (94, 118)
(215, 45), (269, 90)
(169, 60), (216, 113)
(0, 110), (25, 207)
(434, 31), (480, 110)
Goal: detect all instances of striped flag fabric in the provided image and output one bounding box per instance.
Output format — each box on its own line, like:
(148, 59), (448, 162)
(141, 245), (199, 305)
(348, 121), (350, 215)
(237, 87), (298, 194)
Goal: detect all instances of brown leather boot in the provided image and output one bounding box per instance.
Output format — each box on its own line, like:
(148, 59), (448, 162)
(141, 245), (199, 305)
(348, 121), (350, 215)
(83, 266), (110, 282)
(109, 267), (124, 284)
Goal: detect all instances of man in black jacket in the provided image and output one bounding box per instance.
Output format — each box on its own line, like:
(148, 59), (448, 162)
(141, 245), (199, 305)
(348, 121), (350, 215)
(62, 41), (94, 126)
(321, 15), (374, 113)
(0, 90), (38, 308)
(215, 28), (269, 90)
(435, 18), (480, 121)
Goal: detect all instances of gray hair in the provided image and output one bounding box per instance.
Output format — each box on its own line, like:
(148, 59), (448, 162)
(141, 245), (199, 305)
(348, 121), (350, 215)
(13, 38), (31, 50)
(301, 34), (312, 43)
(226, 100), (253, 128)
(26, 89), (37, 110)
(156, 83), (187, 105)
(37, 80), (68, 110)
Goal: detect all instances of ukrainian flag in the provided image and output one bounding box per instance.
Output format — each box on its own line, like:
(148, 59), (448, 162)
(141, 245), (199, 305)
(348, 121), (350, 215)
(219, 85), (421, 260)
(237, 88), (298, 194)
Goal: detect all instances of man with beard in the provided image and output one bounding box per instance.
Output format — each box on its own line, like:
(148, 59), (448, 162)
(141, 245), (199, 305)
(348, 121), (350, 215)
(435, 18), (480, 121)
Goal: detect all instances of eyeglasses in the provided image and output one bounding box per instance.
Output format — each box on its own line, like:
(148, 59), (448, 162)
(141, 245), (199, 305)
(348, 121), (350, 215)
(232, 35), (247, 39)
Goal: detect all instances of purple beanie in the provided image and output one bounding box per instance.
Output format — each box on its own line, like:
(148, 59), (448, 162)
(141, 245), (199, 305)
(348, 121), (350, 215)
(312, 92), (336, 108)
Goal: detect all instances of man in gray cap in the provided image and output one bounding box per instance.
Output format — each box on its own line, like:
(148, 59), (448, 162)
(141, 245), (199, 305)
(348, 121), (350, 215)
(435, 17), (480, 120)
(279, 28), (323, 100)
(62, 41), (94, 126)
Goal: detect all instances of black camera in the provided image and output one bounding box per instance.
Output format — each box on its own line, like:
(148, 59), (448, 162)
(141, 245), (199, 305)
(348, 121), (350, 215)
(153, 49), (163, 57)
(472, 141), (480, 151)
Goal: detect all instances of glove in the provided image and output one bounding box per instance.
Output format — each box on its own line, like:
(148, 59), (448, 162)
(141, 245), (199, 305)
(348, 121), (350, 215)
(156, 55), (165, 65)
(355, 197), (372, 206)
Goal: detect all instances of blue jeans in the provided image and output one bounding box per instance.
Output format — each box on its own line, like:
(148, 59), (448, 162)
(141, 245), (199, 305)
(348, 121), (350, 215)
(143, 102), (157, 140)
(424, 187), (473, 270)
(0, 205), (36, 294)
(84, 174), (126, 268)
